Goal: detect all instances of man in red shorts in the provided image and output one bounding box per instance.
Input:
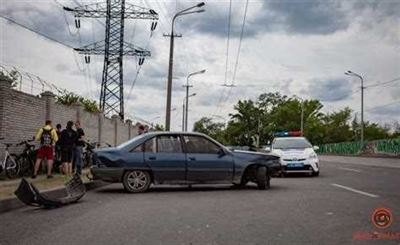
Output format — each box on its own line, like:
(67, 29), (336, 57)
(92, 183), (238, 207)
(32, 120), (58, 179)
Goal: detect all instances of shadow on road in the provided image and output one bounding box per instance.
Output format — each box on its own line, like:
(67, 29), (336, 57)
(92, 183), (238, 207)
(95, 183), (288, 195)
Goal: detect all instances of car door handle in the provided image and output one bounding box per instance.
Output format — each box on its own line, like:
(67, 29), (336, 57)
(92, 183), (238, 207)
(148, 156), (156, 160)
(189, 157), (196, 161)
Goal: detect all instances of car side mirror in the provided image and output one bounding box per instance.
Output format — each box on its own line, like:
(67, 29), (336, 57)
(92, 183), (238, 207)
(313, 145), (319, 151)
(264, 146), (271, 152)
(217, 148), (226, 157)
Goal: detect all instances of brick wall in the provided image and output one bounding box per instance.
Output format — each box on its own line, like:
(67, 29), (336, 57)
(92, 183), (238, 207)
(0, 78), (139, 160)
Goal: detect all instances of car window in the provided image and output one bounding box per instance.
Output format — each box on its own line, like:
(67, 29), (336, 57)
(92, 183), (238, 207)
(144, 137), (156, 153)
(130, 145), (143, 153)
(156, 135), (182, 153)
(272, 138), (312, 149)
(183, 136), (220, 154)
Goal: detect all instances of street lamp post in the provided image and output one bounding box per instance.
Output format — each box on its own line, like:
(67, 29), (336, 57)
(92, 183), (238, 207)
(293, 96), (304, 135)
(183, 93), (197, 131)
(165, 2), (205, 131)
(184, 69), (206, 131)
(345, 70), (364, 150)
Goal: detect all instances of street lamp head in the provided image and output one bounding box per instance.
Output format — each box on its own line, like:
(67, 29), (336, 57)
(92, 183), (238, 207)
(191, 93), (197, 96)
(199, 69), (206, 73)
(197, 2), (205, 7)
(194, 9), (205, 14)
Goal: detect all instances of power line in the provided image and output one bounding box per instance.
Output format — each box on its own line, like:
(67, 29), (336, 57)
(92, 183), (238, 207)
(366, 100), (400, 111)
(231, 0), (249, 86)
(0, 15), (74, 49)
(222, 0), (249, 105)
(213, 0), (235, 116)
(365, 77), (400, 88)
(224, 0), (232, 86)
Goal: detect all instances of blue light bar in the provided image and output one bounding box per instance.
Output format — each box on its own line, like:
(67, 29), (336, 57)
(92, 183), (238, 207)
(273, 131), (302, 137)
(274, 131), (289, 137)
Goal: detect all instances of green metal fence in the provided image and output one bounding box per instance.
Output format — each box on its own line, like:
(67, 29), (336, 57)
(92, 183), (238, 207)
(317, 138), (400, 156)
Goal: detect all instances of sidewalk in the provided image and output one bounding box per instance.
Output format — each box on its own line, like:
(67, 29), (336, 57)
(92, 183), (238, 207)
(0, 169), (91, 200)
(319, 155), (400, 169)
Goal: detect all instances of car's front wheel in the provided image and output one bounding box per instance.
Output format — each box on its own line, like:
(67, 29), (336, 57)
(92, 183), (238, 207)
(256, 166), (270, 190)
(122, 170), (151, 193)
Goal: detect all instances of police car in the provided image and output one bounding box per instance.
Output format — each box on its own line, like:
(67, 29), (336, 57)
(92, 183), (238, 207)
(265, 131), (320, 176)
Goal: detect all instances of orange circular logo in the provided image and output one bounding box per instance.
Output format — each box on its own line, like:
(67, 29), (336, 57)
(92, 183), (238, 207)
(372, 208), (393, 229)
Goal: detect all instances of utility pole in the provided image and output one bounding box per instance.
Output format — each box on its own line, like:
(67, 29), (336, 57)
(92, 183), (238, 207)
(164, 2), (205, 131)
(182, 103), (185, 132)
(183, 84), (192, 131)
(300, 101), (304, 135)
(64, 1), (158, 120)
(182, 93), (197, 131)
(345, 70), (365, 150)
(184, 70), (205, 131)
(293, 95), (304, 135)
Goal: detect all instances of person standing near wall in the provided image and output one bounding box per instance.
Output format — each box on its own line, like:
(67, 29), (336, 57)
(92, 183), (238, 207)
(32, 120), (58, 179)
(59, 121), (77, 178)
(138, 124), (145, 135)
(73, 121), (85, 175)
(55, 123), (62, 173)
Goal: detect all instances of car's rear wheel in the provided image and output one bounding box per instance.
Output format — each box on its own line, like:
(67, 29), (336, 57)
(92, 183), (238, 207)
(312, 171), (319, 177)
(122, 170), (151, 193)
(256, 166), (270, 190)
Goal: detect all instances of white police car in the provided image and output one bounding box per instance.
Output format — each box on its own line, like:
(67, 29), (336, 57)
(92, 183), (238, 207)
(265, 132), (319, 176)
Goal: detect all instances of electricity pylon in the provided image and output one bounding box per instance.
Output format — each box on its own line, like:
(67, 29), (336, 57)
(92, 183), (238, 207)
(64, 0), (158, 119)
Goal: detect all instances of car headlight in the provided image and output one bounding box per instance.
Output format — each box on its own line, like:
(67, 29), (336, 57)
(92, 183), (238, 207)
(309, 153), (318, 159)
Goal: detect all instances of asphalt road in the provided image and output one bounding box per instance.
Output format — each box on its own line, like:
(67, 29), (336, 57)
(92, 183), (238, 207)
(1, 156), (399, 245)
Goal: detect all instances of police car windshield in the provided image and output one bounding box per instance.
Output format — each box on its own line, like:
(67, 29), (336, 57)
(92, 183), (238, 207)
(273, 138), (312, 149)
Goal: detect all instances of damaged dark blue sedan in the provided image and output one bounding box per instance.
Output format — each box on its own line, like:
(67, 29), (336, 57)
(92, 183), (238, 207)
(91, 132), (281, 193)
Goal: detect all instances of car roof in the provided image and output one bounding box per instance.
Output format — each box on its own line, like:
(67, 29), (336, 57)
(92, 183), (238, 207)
(145, 131), (207, 137)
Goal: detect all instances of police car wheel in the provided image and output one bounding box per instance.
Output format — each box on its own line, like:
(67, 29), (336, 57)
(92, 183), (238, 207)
(312, 171), (319, 177)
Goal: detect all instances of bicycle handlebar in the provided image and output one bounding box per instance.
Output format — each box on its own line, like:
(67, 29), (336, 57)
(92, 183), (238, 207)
(16, 139), (35, 147)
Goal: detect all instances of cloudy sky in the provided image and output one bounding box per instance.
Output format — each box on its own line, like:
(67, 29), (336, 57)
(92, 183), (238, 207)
(1, 0), (399, 130)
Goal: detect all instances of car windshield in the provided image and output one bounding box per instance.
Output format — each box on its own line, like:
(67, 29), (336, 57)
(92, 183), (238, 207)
(273, 138), (312, 149)
(116, 133), (148, 150)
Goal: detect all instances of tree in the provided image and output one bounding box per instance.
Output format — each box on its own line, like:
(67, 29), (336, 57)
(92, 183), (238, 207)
(321, 107), (353, 143)
(153, 124), (165, 131)
(56, 90), (100, 113)
(0, 70), (20, 88)
(228, 100), (261, 146)
(193, 117), (225, 143)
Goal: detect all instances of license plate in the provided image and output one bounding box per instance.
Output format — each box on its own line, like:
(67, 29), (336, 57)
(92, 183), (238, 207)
(287, 162), (304, 168)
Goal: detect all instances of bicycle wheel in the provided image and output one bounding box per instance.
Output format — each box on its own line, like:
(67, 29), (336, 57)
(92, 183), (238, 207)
(5, 154), (20, 179)
(18, 156), (34, 177)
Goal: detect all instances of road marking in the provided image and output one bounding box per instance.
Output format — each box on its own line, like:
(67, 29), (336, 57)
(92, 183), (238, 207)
(331, 183), (379, 198)
(339, 167), (362, 173)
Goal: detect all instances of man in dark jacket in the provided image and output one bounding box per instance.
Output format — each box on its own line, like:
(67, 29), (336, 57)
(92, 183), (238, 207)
(73, 121), (85, 175)
(59, 121), (77, 178)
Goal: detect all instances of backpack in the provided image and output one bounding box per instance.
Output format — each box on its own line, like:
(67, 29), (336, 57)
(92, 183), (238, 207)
(41, 128), (53, 146)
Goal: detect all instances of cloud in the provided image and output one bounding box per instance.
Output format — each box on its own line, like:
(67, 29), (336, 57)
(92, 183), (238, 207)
(307, 78), (352, 102)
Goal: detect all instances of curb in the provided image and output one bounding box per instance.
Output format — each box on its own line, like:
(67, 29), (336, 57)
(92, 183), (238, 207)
(0, 180), (109, 214)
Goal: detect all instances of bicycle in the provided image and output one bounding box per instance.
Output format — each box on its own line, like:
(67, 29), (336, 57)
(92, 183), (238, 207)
(82, 141), (97, 168)
(0, 139), (20, 179)
(14, 139), (36, 177)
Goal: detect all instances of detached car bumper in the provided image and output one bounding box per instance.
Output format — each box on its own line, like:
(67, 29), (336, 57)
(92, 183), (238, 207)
(90, 166), (123, 182)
